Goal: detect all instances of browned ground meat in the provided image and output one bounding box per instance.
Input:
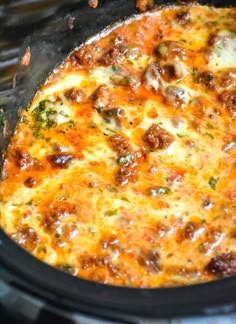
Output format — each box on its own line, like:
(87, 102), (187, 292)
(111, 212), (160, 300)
(161, 61), (186, 82)
(64, 88), (84, 103)
(100, 44), (127, 66)
(164, 86), (188, 108)
(143, 124), (174, 150)
(183, 221), (201, 240)
(74, 44), (100, 66)
(110, 67), (139, 88)
(156, 221), (170, 238)
(116, 150), (144, 186)
(24, 176), (37, 188)
(102, 108), (125, 127)
(15, 149), (34, 170)
(47, 154), (74, 168)
(197, 71), (215, 89)
(91, 85), (114, 110)
(43, 202), (76, 232)
(155, 41), (186, 60)
(175, 10), (190, 25)
(143, 61), (162, 91)
(206, 252), (236, 277)
(108, 134), (132, 156)
(137, 248), (160, 273)
(219, 90), (236, 118)
(11, 226), (40, 252)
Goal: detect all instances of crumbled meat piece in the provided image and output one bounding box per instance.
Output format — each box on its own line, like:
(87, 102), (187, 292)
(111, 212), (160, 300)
(199, 227), (222, 253)
(197, 71), (215, 89)
(101, 234), (121, 251)
(116, 150), (144, 186)
(11, 226), (40, 252)
(220, 69), (236, 89)
(91, 85), (114, 111)
(100, 44), (127, 65)
(161, 61), (187, 82)
(110, 67), (139, 89)
(80, 255), (119, 279)
(143, 61), (162, 92)
(47, 154), (74, 168)
(136, 0), (155, 13)
(137, 249), (160, 273)
(156, 41), (186, 60)
(64, 88), (84, 103)
(156, 221), (170, 238)
(24, 176), (37, 188)
(222, 135), (236, 153)
(108, 134), (132, 157)
(219, 90), (236, 118)
(208, 33), (229, 47)
(102, 108), (125, 127)
(175, 10), (190, 25)
(74, 44), (100, 66)
(88, 0), (98, 8)
(206, 227), (222, 244)
(183, 222), (201, 240)
(15, 149), (34, 170)
(164, 86), (189, 108)
(206, 252), (236, 277)
(43, 202), (76, 231)
(143, 124), (174, 150)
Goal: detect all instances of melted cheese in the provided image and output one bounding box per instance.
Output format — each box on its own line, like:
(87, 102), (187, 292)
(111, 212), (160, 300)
(0, 4), (236, 287)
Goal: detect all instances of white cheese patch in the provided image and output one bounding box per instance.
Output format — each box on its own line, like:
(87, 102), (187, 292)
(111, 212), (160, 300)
(208, 31), (236, 70)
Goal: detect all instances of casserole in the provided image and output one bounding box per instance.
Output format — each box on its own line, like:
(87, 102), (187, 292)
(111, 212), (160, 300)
(0, 0), (236, 321)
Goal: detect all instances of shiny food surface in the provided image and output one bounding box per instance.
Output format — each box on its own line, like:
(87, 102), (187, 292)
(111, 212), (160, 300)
(0, 5), (236, 287)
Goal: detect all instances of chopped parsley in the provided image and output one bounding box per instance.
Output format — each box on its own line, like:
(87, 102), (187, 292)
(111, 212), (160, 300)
(149, 186), (171, 196)
(205, 132), (214, 139)
(206, 123), (214, 129)
(32, 100), (57, 137)
(176, 133), (188, 138)
(121, 196), (130, 202)
(105, 209), (118, 216)
(208, 176), (219, 190)
(117, 153), (132, 166)
(108, 185), (118, 193)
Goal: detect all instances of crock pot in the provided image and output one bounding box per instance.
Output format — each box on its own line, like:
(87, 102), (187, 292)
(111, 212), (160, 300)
(0, 1), (236, 322)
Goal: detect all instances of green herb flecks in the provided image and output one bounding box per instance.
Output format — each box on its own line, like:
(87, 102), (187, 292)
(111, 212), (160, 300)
(105, 209), (118, 217)
(32, 100), (57, 138)
(206, 123), (214, 129)
(107, 185), (118, 193)
(60, 263), (74, 274)
(148, 186), (171, 196)
(209, 176), (219, 190)
(117, 153), (132, 166)
(176, 133), (188, 138)
(157, 44), (168, 56)
(205, 132), (214, 139)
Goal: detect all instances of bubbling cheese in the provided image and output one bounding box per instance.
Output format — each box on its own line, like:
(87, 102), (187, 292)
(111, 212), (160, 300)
(0, 4), (236, 287)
